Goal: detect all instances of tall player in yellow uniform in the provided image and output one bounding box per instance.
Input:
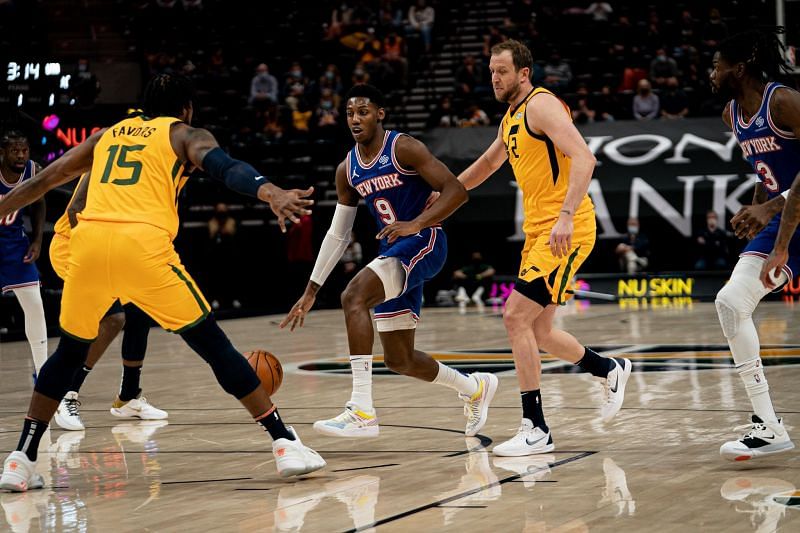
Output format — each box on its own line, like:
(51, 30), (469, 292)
(456, 40), (632, 456)
(50, 169), (167, 432)
(0, 74), (325, 492)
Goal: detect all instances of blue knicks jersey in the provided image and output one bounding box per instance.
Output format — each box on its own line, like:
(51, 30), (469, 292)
(0, 160), (35, 238)
(730, 83), (800, 198)
(346, 130), (433, 251)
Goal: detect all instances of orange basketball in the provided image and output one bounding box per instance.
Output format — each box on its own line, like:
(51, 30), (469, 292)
(245, 350), (283, 396)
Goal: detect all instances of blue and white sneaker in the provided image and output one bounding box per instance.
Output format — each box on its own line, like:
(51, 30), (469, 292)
(313, 402), (379, 438)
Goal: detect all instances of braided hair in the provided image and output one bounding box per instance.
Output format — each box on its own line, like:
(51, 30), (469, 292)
(718, 27), (792, 82)
(142, 73), (194, 118)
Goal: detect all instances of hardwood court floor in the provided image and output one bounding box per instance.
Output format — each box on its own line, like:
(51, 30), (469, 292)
(1, 302), (799, 532)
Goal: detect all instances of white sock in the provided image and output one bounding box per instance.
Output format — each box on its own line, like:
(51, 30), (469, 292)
(432, 361), (478, 397)
(13, 285), (48, 374)
(737, 358), (779, 425)
(349, 355), (374, 411)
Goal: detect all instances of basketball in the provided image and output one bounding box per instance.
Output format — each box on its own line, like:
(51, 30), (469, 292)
(245, 350), (283, 396)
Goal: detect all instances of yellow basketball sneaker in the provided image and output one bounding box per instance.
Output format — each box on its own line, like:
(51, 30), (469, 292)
(313, 402), (379, 438)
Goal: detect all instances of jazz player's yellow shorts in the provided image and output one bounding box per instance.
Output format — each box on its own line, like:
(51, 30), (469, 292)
(518, 214), (596, 305)
(49, 233), (70, 280)
(60, 220), (210, 340)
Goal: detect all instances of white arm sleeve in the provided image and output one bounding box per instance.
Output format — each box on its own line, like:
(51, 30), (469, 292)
(310, 203), (358, 286)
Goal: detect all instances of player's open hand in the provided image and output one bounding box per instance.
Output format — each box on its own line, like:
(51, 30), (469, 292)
(259, 184), (314, 233)
(376, 220), (422, 244)
(280, 292), (317, 331)
(759, 247), (788, 289)
(731, 204), (772, 240)
(23, 241), (41, 263)
(549, 214), (573, 258)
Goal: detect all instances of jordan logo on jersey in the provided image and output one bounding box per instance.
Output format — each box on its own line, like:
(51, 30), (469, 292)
(354, 173), (404, 197)
(738, 136), (781, 157)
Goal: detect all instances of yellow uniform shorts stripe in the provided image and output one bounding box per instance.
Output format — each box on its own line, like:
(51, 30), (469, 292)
(518, 215), (596, 305)
(60, 221), (210, 339)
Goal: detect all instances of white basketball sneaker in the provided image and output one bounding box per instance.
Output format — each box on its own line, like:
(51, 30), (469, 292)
(313, 402), (379, 438)
(600, 358), (632, 423)
(461, 373), (498, 437)
(0, 452), (44, 493)
(54, 391), (85, 431)
(720, 415), (795, 461)
(110, 395), (168, 420)
(273, 427), (326, 478)
(492, 419), (555, 457)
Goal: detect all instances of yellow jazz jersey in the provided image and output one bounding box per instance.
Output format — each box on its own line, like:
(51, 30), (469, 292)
(53, 173), (89, 239)
(502, 87), (594, 235)
(81, 116), (188, 239)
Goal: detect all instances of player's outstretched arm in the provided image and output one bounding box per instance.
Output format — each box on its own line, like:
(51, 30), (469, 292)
(760, 88), (800, 287)
(376, 135), (467, 243)
(281, 161), (359, 331)
(456, 125), (507, 191)
(174, 124), (313, 232)
(0, 129), (104, 220)
(529, 92), (597, 258)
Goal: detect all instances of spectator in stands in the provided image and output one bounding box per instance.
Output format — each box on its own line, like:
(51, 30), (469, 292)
(249, 63), (278, 106)
(284, 61), (308, 97)
(314, 88), (340, 139)
(383, 31), (408, 86)
(456, 55), (487, 97)
(207, 203), (241, 310)
(427, 95), (460, 128)
(585, 2), (613, 22)
(453, 251), (495, 311)
(678, 9), (697, 43)
(633, 79), (660, 120)
(649, 48), (679, 88)
(660, 77), (689, 119)
(702, 8), (728, 49)
(592, 85), (620, 121)
(408, 0), (435, 52)
(483, 25), (507, 59)
(319, 64), (343, 103)
(616, 217), (650, 274)
(543, 52), (572, 92)
(570, 84), (596, 124)
(460, 103), (490, 127)
(351, 62), (370, 85)
(378, 0), (404, 32)
(263, 105), (285, 141)
(695, 210), (729, 270)
(328, 2), (354, 39)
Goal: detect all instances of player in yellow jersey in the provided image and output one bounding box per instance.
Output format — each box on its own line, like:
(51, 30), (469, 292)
(456, 40), (632, 456)
(50, 168), (167, 432)
(0, 74), (324, 492)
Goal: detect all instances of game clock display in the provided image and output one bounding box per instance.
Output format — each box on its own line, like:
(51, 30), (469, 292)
(4, 60), (70, 109)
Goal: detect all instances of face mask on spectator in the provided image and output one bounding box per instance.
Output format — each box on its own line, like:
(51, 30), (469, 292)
(291, 68), (302, 78)
(628, 225), (639, 235)
(326, 71), (335, 79)
(321, 100), (333, 109)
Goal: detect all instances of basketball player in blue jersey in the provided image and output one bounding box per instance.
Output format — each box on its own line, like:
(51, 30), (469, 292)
(281, 84), (498, 438)
(0, 131), (48, 381)
(709, 27), (797, 460)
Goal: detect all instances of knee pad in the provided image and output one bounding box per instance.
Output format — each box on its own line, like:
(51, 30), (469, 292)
(35, 335), (90, 401)
(737, 357), (769, 396)
(180, 316), (260, 399)
(121, 304), (152, 362)
(366, 256), (406, 301)
(715, 256), (780, 340)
